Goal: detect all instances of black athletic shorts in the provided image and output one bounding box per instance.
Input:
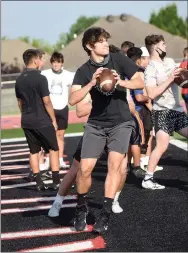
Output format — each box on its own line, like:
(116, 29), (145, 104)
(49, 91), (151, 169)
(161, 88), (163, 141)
(23, 126), (59, 154)
(130, 116), (141, 145)
(138, 106), (153, 132)
(54, 106), (69, 130)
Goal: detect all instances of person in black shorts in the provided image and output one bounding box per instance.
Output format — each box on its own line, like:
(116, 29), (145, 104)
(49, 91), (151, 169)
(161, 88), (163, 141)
(42, 52), (74, 169)
(69, 27), (144, 233)
(15, 49), (60, 191)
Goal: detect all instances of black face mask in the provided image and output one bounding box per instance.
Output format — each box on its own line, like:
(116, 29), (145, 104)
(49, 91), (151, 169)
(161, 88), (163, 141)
(156, 48), (166, 59)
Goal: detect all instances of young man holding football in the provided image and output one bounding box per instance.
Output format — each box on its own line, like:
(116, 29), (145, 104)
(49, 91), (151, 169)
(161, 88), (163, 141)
(69, 27), (144, 233)
(142, 35), (188, 190)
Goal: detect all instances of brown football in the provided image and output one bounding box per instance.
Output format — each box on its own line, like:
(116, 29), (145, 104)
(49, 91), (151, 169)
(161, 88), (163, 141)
(174, 69), (188, 88)
(97, 68), (117, 92)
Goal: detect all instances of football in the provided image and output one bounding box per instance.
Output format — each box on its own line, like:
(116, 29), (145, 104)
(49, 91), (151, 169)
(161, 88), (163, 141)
(174, 69), (188, 88)
(97, 68), (117, 92)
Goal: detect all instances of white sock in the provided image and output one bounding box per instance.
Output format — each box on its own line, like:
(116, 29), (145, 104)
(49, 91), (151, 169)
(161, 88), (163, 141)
(45, 157), (50, 164)
(114, 191), (121, 203)
(144, 171), (153, 180)
(59, 157), (64, 162)
(54, 193), (65, 204)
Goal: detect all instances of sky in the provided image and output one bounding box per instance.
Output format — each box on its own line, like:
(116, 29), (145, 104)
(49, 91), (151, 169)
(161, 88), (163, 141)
(2, 1), (188, 45)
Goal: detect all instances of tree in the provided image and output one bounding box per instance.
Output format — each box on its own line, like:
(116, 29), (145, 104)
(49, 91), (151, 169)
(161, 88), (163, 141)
(19, 36), (30, 44)
(149, 3), (187, 39)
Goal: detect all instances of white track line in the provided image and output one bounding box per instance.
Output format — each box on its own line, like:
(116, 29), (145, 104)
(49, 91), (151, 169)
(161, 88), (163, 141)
(1, 132), (83, 143)
(1, 143), (28, 148)
(1, 165), (30, 170)
(1, 178), (63, 190)
(1, 152), (30, 158)
(1, 148), (29, 154)
(1, 158), (70, 165)
(1, 170), (68, 180)
(169, 138), (188, 151)
(1, 203), (77, 214)
(1, 195), (76, 205)
(1, 225), (92, 240)
(19, 236), (104, 252)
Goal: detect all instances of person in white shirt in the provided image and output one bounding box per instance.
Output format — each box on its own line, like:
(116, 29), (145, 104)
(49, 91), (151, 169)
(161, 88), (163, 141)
(42, 52), (75, 168)
(142, 34), (188, 190)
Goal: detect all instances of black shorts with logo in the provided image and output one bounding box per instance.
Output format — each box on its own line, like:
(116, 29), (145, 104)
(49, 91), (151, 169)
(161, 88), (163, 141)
(23, 126), (59, 154)
(54, 106), (69, 130)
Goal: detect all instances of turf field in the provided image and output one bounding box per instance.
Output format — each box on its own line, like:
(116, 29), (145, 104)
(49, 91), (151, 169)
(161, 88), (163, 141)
(1, 135), (188, 252)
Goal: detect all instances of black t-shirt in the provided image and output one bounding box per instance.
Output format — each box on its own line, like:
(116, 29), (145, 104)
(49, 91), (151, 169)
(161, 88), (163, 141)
(73, 52), (139, 127)
(15, 69), (52, 129)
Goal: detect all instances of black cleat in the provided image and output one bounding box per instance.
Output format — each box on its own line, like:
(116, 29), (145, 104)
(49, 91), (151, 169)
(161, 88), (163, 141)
(50, 183), (60, 191)
(36, 182), (48, 191)
(74, 204), (88, 231)
(93, 209), (111, 233)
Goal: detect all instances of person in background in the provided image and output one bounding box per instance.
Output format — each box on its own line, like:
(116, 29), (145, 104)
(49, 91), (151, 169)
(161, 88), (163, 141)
(180, 47), (188, 113)
(121, 41), (135, 56)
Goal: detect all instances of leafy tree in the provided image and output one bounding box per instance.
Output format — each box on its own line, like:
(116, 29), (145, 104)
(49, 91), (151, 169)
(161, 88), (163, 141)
(19, 36), (30, 44)
(149, 3), (187, 39)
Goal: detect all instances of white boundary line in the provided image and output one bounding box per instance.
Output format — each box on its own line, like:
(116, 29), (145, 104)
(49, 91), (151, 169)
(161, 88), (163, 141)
(169, 138), (188, 151)
(1, 132), (83, 143)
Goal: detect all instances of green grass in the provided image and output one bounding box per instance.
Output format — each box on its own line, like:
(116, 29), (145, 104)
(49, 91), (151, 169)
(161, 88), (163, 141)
(173, 132), (187, 143)
(1, 123), (84, 139)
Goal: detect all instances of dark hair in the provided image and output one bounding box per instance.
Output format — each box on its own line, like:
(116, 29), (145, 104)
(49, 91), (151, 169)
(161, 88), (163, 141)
(22, 49), (39, 66)
(127, 47), (142, 63)
(121, 41), (134, 49)
(183, 47), (188, 57)
(50, 52), (64, 63)
(109, 44), (121, 53)
(82, 27), (110, 55)
(145, 34), (165, 54)
(36, 49), (45, 59)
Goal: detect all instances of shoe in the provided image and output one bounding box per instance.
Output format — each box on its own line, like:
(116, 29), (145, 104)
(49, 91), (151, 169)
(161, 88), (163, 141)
(155, 165), (163, 171)
(50, 183), (60, 191)
(93, 209), (111, 233)
(142, 177), (165, 190)
(74, 204), (88, 231)
(132, 167), (146, 177)
(41, 170), (52, 180)
(112, 201), (123, 214)
(60, 160), (70, 169)
(36, 182), (48, 191)
(27, 170), (34, 182)
(48, 201), (62, 217)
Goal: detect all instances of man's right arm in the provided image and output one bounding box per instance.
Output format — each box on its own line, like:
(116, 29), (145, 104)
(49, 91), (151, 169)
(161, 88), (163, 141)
(76, 93), (92, 118)
(144, 65), (180, 100)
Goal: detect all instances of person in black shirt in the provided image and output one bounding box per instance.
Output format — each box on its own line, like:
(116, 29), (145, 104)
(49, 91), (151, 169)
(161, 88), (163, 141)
(69, 27), (144, 233)
(15, 49), (60, 191)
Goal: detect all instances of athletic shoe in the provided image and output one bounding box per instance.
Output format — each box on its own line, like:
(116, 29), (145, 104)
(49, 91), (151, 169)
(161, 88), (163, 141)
(50, 183), (60, 191)
(27, 170), (34, 182)
(36, 182), (48, 191)
(93, 209), (111, 233)
(142, 177), (165, 190)
(74, 204), (88, 231)
(48, 202), (62, 217)
(60, 160), (70, 169)
(41, 170), (52, 180)
(112, 201), (123, 214)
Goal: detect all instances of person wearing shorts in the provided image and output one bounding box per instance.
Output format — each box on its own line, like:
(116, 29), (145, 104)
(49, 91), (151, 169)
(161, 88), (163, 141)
(15, 49), (60, 191)
(69, 27), (144, 233)
(42, 52), (74, 168)
(142, 34), (188, 190)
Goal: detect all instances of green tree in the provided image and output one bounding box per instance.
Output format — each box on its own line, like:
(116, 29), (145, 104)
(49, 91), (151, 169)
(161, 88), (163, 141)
(149, 3), (187, 39)
(1, 36), (9, 40)
(19, 36), (31, 44)
(31, 38), (55, 54)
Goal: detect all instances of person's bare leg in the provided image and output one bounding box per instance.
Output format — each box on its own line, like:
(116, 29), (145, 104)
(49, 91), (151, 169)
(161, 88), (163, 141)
(131, 145), (141, 167)
(48, 159), (80, 217)
(142, 130), (170, 189)
(112, 156), (128, 213)
(49, 149), (60, 189)
(56, 129), (68, 167)
(30, 153), (40, 174)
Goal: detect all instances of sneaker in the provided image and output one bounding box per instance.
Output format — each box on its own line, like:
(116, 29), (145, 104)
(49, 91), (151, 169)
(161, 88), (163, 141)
(50, 183), (60, 191)
(36, 182), (48, 191)
(27, 170), (34, 182)
(48, 201), (62, 217)
(60, 160), (70, 169)
(93, 209), (111, 233)
(74, 204), (88, 231)
(142, 177), (165, 190)
(112, 201), (123, 214)
(41, 170), (52, 180)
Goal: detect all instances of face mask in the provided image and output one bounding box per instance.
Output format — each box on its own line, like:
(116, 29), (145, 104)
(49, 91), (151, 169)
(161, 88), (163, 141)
(156, 47), (166, 59)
